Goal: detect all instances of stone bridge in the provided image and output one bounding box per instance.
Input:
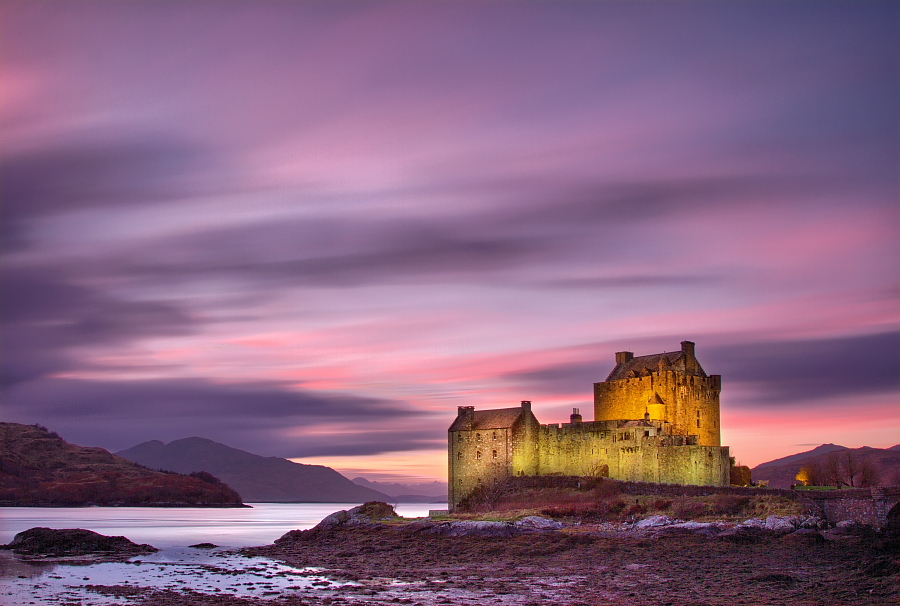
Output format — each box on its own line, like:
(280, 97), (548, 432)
(800, 485), (900, 529)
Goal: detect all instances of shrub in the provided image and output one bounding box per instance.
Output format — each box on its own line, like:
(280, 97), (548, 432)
(624, 502), (647, 516)
(651, 498), (673, 511)
(189, 471), (223, 485)
(672, 499), (707, 519)
(710, 494), (750, 515)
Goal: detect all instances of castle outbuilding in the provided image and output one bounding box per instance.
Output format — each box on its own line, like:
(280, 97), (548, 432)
(448, 341), (731, 510)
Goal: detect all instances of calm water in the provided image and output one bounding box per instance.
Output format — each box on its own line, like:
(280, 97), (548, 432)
(0, 502), (447, 605)
(0, 502), (446, 547)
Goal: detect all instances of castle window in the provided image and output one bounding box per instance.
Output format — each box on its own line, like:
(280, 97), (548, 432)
(644, 431), (650, 438)
(492, 450), (497, 459)
(476, 433), (482, 441)
(458, 434), (463, 443)
(476, 451), (482, 460)
(492, 432), (497, 440)
(457, 451), (463, 460)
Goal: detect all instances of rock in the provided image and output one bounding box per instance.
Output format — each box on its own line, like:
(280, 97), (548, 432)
(189, 543), (218, 549)
(316, 510), (351, 529)
(4, 527), (157, 557)
(427, 520), (520, 537)
(764, 515), (799, 534)
(514, 516), (563, 530)
(797, 516), (826, 529)
(633, 515), (673, 529)
(311, 501), (398, 531)
(668, 521), (722, 536)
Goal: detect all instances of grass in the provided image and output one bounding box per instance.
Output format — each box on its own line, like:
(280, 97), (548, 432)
(454, 480), (809, 523)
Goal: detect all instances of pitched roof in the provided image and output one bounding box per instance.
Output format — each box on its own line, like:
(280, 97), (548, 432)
(448, 407), (526, 432)
(605, 351), (707, 382)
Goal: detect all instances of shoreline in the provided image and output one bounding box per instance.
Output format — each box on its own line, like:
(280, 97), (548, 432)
(3, 508), (898, 606)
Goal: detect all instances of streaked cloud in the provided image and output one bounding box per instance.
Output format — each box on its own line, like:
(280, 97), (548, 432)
(1, 1), (896, 473)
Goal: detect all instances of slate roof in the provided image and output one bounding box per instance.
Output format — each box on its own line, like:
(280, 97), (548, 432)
(605, 351), (707, 382)
(448, 407), (526, 432)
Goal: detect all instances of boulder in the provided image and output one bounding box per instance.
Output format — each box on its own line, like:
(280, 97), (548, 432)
(763, 515), (799, 534)
(312, 501), (398, 530)
(514, 516), (563, 531)
(668, 521), (722, 537)
(427, 520), (520, 537)
(4, 527), (157, 557)
(633, 515), (674, 530)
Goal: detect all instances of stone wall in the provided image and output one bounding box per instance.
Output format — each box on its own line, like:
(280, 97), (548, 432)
(594, 372), (721, 446)
(534, 420), (729, 486)
(448, 413), (541, 508)
(800, 487), (900, 529)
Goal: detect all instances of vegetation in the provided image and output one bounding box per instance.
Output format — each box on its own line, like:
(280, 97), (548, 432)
(795, 450), (880, 488)
(0, 422), (244, 506)
(456, 475), (806, 522)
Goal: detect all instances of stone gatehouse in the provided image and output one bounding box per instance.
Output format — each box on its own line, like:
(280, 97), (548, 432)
(448, 341), (731, 510)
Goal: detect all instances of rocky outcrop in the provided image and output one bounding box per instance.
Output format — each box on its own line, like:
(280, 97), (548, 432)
(2, 527), (157, 557)
(0, 422), (244, 506)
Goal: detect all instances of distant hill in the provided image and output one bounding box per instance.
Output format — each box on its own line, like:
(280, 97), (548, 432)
(352, 477), (448, 502)
(751, 445), (900, 489)
(753, 444), (849, 469)
(0, 423), (243, 507)
(117, 437), (390, 503)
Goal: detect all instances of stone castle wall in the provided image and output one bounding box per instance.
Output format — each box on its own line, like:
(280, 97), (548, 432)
(448, 342), (730, 510)
(535, 420), (728, 485)
(448, 414), (542, 508)
(594, 372), (721, 446)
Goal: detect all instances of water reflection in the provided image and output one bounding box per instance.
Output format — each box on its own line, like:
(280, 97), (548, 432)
(1, 547), (352, 605)
(0, 502), (445, 547)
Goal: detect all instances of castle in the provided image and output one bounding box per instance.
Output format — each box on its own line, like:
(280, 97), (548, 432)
(448, 341), (731, 510)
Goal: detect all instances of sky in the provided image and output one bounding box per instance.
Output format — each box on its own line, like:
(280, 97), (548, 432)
(2, 1), (898, 483)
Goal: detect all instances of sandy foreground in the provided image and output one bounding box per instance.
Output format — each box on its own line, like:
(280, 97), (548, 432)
(69, 522), (899, 606)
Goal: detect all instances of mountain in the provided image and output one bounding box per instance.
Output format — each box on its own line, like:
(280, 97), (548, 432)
(352, 477), (448, 501)
(751, 444), (900, 489)
(0, 423), (243, 506)
(753, 444), (849, 469)
(117, 437), (390, 503)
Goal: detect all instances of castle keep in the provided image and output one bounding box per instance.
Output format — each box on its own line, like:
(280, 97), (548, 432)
(448, 341), (731, 510)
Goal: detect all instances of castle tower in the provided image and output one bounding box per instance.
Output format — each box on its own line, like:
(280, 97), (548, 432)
(593, 341), (722, 446)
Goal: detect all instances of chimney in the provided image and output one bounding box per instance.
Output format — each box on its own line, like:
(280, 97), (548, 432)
(615, 351), (634, 364)
(457, 406), (475, 420)
(570, 408), (582, 424)
(680, 341), (695, 357)
(520, 400), (532, 412)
